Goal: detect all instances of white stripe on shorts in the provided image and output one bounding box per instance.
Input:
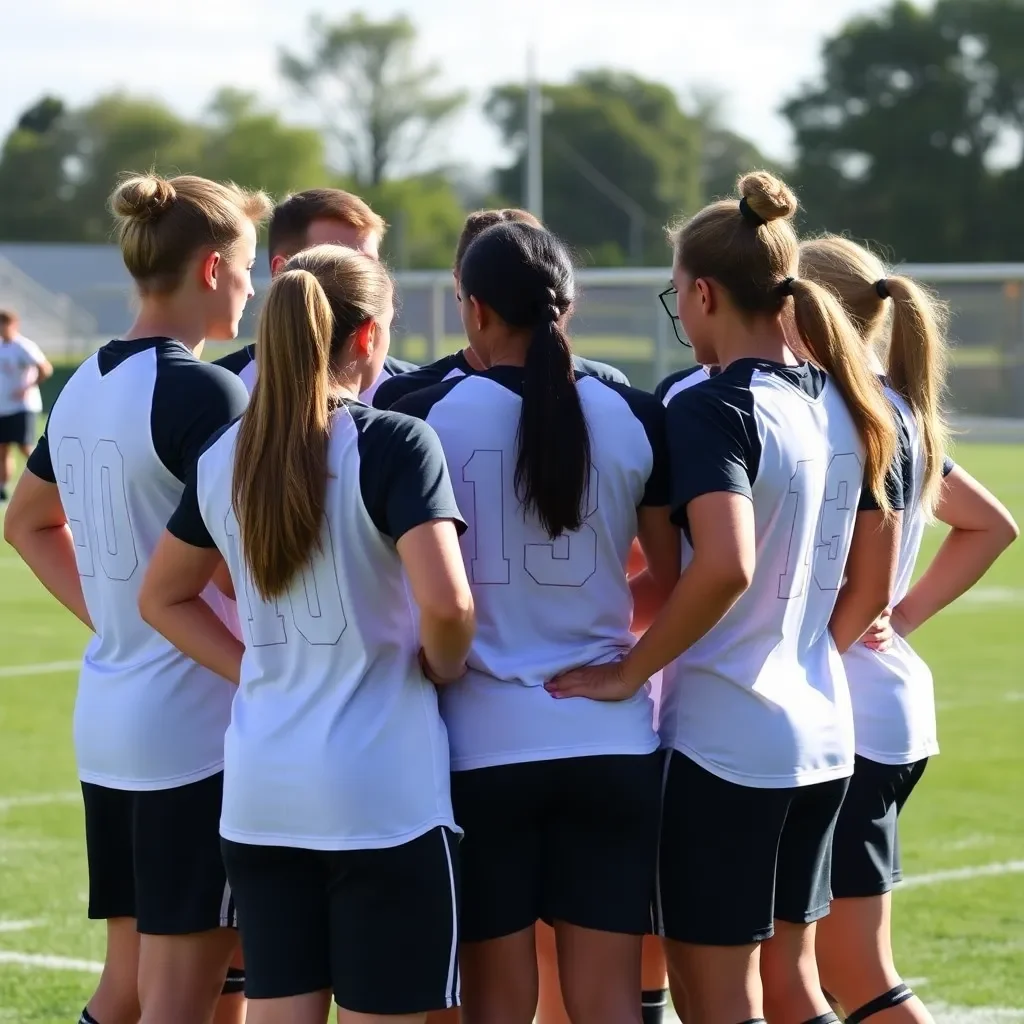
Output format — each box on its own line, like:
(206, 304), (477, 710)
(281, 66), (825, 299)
(440, 829), (460, 1008)
(219, 879), (235, 929)
(654, 750), (673, 938)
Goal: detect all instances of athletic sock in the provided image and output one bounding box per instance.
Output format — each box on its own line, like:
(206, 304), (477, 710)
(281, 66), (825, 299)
(642, 988), (668, 1024)
(79, 1009), (100, 1024)
(222, 965), (246, 995)
(846, 985), (915, 1024)
(801, 1013), (840, 1024)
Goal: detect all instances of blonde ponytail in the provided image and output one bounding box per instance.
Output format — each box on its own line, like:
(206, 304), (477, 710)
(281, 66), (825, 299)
(233, 269), (335, 600)
(799, 236), (950, 518)
(790, 278), (898, 514)
(884, 275), (950, 517)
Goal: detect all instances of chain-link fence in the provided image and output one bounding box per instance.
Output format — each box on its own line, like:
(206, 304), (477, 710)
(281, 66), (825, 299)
(3, 247), (1023, 419)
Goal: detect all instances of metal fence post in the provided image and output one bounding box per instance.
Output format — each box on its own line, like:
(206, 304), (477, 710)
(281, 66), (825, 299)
(430, 277), (445, 364)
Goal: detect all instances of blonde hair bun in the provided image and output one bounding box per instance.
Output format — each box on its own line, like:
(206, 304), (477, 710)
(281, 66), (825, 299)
(111, 174), (176, 223)
(739, 171), (798, 224)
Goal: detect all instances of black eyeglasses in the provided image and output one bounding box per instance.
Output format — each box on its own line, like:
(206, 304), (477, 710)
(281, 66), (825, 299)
(658, 284), (690, 348)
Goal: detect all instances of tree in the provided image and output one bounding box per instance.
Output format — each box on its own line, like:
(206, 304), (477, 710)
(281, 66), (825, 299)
(201, 89), (331, 197)
(280, 12), (466, 186)
(783, 0), (1024, 260)
(0, 98), (75, 241)
(486, 72), (701, 265)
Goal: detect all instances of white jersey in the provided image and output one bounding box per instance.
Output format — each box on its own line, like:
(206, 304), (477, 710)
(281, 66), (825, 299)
(841, 384), (950, 764)
(214, 345), (418, 402)
(658, 358), (879, 789)
(393, 367), (666, 771)
(0, 335), (46, 416)
(27, 338), (249, 790)
(167, 400), (464, 850)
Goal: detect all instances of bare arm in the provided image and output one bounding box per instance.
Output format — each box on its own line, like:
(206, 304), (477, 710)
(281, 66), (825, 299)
(3, 470), (93, 629)
(138, 532), (244, 684)
(397, 519), (475, 684)
(829, 510), (901, 654)
(548, 492), (754, 700)
(629, 506), (681, 634)
(895, 466), (1018, 635)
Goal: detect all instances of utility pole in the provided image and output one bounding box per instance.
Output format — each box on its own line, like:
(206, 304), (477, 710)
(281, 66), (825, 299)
(526, 46), (543, 221)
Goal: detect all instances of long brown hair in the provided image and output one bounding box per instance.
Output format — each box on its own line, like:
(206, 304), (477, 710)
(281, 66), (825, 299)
(232, 245), (393, 599)
(799, 235), (951, 517)
(670, 171), (897, 512)
(110, 172), (270, 294)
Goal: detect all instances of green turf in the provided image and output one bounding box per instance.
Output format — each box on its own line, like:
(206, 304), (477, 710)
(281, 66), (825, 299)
(0, 445), (1022, 1022)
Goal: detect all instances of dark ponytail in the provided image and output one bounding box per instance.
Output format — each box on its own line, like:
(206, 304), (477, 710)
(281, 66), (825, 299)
(460, 223), (592, 538)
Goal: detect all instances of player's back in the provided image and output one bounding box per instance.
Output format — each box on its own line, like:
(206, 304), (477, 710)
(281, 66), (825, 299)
(841, 384), (942, 763)
(659, 359), (863, 787)
(394, 367), (662, 770)
(193, 401), (455, 846)
(42, 338), (241, 789)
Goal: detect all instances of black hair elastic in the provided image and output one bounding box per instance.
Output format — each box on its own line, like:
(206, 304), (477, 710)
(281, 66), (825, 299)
(739, 196), (766, 227)
(778, 277), (796, 296)
(875, 278), (891, 299)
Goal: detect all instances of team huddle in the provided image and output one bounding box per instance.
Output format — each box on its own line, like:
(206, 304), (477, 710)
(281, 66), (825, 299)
(3, 169), (1018, 1024)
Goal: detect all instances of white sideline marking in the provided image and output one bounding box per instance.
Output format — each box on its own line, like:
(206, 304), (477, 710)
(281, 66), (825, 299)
(0, 951), (102, 973)
(0, 660), (80, 679)
(902, 860), (1024, 889)
(0, 921), (42, 933)
(957, 587), (1024, 605)
(0, 792), (77, 813)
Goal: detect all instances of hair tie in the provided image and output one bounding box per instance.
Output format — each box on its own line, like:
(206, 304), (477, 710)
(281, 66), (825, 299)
(778, 276), (796, 297)
(875, 278), (891, 300)
(739, 196), (766, 227)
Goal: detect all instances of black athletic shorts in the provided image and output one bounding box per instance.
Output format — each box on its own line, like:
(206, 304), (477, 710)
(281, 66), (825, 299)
(81, 772), (234, 935)
(222, 827), (460, 1012)
(451, 751), (663, 943)
(657, 751), (849, 946)
(830, 755), (928, 898)
(0, 411), (34, 446)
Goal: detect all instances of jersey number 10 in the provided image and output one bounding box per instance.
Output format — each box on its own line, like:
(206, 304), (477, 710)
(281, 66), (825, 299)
(57, 437), (139, 581)
(224, 507), (348, 647)
(461, 449), (600, 588)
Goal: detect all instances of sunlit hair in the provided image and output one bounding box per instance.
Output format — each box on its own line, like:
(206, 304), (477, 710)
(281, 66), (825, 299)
(232, 244), (393, 599)
(800, 235), (951, 517)
(669, 171), (897, 513)
(454, 208), (543, 272)
(268, 188), (387, 261)
(110, 172), (271, 295)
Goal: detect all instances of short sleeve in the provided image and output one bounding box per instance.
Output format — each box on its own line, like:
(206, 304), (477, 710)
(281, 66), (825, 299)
(358, 411), (467, 542)
(599, 382), (669, 507)
(166, 460), (216, 548)
(666, 384), (759, 529)
(153, 361), (250, 483)
(25, 428), (55, 483)
(859, 415), (910, 512)
(942, 455), (955, 477)
(18, 339), (46, 367)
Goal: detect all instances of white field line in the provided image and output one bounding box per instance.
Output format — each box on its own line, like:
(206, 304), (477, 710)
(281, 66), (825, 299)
(0, 791), (78, 813)
(0, 660), (80, 679)
(0, 951), (102, 973)
(901, 860), (1024, 889)
(0, 921), (42, 934)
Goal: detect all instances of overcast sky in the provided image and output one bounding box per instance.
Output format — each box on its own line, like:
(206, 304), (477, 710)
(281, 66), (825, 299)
(5, 0), (916, 172)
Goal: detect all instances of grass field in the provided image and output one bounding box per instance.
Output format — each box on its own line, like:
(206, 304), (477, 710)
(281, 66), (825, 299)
(1, 445), (1022, 1023)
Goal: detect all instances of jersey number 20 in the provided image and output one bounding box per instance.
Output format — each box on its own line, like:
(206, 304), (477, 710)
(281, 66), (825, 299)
(57, 437), (139, 581)
(462, 449), (600, 588)
(778, 453), (861, 599)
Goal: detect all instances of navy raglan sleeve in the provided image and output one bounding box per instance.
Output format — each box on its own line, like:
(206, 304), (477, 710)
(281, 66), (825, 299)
(858, 413), (910, 513)
(25, 426), (55, 483)
(166, 461), (216, 548)
(942, 455), (955, 477)
(211, 346), (254, 376)
(165, 424), (235, 548)
(358, 411), (467, 543)
(152, 361), (250, 483)
(573, 356), (630, 386)
(666, 383), (759, 530)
